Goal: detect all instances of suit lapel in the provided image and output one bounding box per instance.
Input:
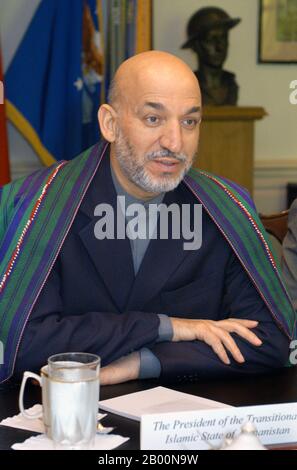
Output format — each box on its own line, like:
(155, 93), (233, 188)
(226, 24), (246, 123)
(126, 184), (195, 310)
(78, 151), (135, 311)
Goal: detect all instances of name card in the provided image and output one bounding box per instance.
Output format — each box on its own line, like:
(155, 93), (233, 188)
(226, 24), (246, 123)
(141, 402), (297, 450)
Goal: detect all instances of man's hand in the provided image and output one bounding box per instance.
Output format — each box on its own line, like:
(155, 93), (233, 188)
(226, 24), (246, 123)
(171, 318), (262, 365)
(100, 351), (140, 385)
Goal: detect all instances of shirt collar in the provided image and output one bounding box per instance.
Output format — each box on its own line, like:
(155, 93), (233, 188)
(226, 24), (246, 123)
(110, 161), (165, 208)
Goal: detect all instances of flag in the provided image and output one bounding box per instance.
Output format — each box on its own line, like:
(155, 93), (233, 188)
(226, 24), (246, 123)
(125, 1), (137, 57)
(103, 0), (152, 101)
(5, 0), (104, 165)
(135, 0), (152, 54)
(0, 46), (10, 186)
(5, 0), (151, 166)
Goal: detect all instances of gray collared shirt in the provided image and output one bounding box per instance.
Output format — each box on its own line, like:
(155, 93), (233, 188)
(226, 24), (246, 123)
(111, 165), (164, 275)
(110, 164), (173, 378)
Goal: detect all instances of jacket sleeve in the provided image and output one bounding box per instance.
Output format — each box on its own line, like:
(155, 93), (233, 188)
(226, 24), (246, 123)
(281, 199), (297, 310)
(14, 261), (160, 376)
(149, 252), (290, 382)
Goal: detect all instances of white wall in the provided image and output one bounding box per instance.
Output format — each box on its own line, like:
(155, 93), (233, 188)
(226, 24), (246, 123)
(0, 0), (41, 71)
(153, 0), (297, 162)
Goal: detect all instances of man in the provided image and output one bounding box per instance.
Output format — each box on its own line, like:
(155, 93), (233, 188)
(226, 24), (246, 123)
(0, 51), (295, 386)
(181, 7), (240, 105)
(282, 199), (297, 310)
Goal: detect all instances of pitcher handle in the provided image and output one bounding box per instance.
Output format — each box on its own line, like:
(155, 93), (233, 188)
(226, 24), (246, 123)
(19, 371), (43, 419)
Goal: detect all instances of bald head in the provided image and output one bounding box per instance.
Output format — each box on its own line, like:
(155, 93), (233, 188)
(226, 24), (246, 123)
(98, 50), (201, 199)
(108, 51), (201, 109)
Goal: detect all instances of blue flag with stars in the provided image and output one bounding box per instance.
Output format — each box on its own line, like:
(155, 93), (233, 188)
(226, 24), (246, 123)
(5, 0), (103, 165)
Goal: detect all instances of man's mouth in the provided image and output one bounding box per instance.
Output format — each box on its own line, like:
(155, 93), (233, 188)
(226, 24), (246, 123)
(150, 158), (182, 172)
(154, 157), (182, 164)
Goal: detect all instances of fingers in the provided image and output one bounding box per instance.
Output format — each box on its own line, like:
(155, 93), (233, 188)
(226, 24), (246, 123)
(206, 336), (230, 365)
(218, 330), (245, 363)
(233, 325), (262, 346)
(171, 318), (263, 366)
(228, 318), (259, 328)
(204, 329), (245, 365)
(219, 319), (262, 347)
(228, 319), (259, 328)
(204, 319), (263, 364)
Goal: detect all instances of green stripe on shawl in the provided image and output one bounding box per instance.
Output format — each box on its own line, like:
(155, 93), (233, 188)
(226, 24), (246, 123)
(188, 167), (295, 337)
(1, 148), (96, 345)
(0, 170), (50, 279)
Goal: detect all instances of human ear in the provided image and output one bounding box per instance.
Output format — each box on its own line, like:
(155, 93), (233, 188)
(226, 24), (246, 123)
(98, 104), (118, 142)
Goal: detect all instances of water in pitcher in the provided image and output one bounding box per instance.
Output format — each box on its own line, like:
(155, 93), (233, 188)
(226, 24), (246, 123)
(49, 363), (99, 449)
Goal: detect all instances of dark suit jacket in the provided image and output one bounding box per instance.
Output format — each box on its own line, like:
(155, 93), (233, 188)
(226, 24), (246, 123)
(15, 151), (289, 381)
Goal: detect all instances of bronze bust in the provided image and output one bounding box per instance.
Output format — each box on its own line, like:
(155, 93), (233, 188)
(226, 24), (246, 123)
(181, 7), (241, 106)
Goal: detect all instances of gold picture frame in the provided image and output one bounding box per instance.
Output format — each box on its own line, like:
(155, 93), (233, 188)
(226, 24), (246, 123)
(258, 0), (297, 63)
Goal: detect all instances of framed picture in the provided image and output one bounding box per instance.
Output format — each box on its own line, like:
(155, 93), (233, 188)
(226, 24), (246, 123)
(258, 0), (297, 63)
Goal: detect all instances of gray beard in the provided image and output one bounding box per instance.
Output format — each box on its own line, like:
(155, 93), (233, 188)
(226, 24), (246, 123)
(114, 131), (193, 194)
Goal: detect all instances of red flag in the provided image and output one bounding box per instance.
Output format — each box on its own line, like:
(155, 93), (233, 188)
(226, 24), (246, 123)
(0, 47), (10, 186)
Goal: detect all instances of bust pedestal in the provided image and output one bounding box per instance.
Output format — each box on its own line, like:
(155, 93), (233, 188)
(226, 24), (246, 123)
(195, 106), (266, 194)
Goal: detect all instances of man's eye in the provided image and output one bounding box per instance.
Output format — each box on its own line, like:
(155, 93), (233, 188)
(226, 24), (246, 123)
(182, 119), (198, 129)
(145, 116), (160, 125)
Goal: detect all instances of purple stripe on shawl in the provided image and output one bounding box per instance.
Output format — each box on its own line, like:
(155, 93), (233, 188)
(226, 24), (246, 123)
(0, 166), (55, 263)
(193, 170), (255, 209)
(191, 173), (293, 303)
(20, 144), (102, 310)
(220, 178), (254, 206)
(0, 167), (60, 336)
(6, 144), (105, 369)
(184, 175), (290, 336)
(188, 175), (291, 334)
(0, 168), (57, 333)
(13, 168), (47, 203)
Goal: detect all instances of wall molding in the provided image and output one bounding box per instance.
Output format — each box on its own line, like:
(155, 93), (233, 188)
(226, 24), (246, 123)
(254, 159), (297, 213)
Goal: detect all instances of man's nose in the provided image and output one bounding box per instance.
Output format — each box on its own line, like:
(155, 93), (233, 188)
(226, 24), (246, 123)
(159, 122), (182, 154)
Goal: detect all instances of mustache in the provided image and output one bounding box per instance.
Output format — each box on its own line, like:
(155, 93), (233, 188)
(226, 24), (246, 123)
(145, 150), (187, 163)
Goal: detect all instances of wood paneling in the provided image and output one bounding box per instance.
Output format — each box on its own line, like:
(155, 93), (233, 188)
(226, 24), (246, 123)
(194, 106), (266, 194)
